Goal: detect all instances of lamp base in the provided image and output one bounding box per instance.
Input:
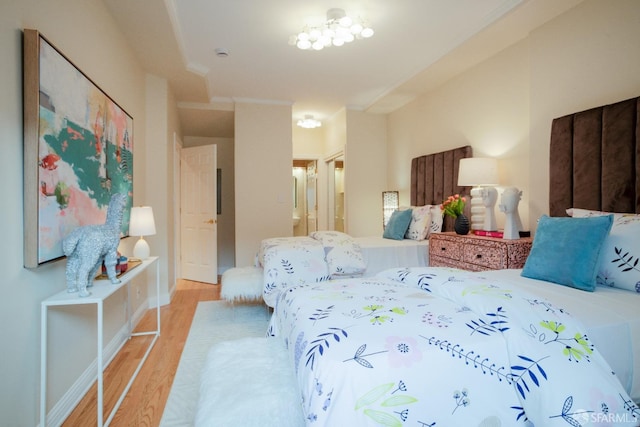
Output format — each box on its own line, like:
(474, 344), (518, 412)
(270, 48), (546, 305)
(469, 187), (484, 230)
(133, 237), (150, 260)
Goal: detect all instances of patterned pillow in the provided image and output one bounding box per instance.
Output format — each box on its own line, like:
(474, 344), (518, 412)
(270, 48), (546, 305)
(309, 231), (366, 277)
(427, 205), (444, 234)
(400, 205), (443, 238)
(568, 208), (640, 292)
(404, 205), (432, 240)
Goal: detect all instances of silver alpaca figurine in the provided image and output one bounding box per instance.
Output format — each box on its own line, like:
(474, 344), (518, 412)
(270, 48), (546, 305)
(63, 193), (128, 297)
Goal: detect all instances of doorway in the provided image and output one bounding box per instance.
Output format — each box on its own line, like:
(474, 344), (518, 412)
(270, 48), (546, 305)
(180, 145), (218, 283)
(326, 155), (344, 232)
(293, 160), (317, 236)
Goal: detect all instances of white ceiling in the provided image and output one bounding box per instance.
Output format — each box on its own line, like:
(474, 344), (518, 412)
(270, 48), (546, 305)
(103, 0), (582, 138)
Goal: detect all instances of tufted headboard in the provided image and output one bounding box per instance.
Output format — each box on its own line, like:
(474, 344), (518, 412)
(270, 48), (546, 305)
(549, 96), (640, 217)
(410, 145), (473, 231)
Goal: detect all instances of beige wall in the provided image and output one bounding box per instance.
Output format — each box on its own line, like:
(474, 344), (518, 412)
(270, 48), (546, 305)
(388, 40), (530, 230)
(235, 102), (293, 265)
(345, 110), (388, 236)
(144, 74), (179, 303)
(388, 0), (640, 232)
(528, 0), (640, 224)
(0, 0), (157, 425)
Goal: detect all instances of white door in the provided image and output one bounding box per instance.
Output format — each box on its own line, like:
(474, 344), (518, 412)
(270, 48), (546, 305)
(180, 145), (217, 283)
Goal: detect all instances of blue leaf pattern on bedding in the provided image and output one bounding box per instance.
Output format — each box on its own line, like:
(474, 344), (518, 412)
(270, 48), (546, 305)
(305, 327), (348, 370)
(466, 306), (510, 335)
(269, 267), (640, 426)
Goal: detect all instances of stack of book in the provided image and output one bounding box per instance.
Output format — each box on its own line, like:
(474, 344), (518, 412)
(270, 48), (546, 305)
(473, 230), (504, 238)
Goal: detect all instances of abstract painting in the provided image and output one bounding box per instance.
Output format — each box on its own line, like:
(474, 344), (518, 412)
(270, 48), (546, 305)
(23, 30), (133, 267)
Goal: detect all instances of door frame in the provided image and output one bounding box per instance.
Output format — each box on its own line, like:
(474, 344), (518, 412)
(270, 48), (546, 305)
(179, 144), (218, 283)
(173, 133), (182, 284)
(325, 150), (345, 232)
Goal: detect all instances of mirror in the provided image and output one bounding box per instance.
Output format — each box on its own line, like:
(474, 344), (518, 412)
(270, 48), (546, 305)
(293, 160), (317, 236)
(326, 154), (344, 232)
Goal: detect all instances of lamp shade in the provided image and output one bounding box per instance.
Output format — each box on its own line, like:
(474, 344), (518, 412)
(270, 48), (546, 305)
(129, 206), (156, 237)
(457, 158), (499, 186)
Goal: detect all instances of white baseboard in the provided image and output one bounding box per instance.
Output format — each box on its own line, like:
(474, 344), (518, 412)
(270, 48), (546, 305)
(42, 301), (150, 427)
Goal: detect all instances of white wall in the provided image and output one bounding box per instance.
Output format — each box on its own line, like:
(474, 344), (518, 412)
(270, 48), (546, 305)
(388, 0), (640, 232)
(235, 102), (293, 265)
(0, 1), (153, 425)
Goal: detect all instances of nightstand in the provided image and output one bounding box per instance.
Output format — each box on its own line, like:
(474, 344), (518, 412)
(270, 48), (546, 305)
(429, 232), (532, 271)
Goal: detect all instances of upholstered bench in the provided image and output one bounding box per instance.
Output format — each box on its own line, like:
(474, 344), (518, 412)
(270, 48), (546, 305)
(195, 337), (305, 427)
(220, 266), (263, 304)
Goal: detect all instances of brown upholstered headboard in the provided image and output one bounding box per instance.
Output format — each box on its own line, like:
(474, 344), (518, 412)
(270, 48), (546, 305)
(410, 145), (473, 230)
(549, 96), (640, 217)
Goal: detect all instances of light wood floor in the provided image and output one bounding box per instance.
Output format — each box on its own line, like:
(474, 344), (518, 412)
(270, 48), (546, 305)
(62, 279), (220, 427)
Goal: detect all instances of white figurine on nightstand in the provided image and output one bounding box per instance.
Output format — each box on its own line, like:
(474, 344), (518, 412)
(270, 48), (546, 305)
(480, 187), (498, 231)
(499, 187), (523, 240)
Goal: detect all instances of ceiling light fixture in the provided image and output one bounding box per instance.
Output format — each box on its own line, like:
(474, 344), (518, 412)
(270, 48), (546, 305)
(289, 8), (374, 51)
(297, 115), (322, 129)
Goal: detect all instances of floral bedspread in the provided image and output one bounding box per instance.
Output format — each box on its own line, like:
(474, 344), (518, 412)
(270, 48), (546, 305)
(260, 232), (366, 307)
(268, 267), (640, 426)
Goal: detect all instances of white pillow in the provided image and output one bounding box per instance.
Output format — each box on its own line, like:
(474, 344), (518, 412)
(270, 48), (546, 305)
(427, 204), (444, 234)
(400, 205), (443, 238)
(404, 205), (431, 240)
(568, 208), (640, 292)
(309, 231), (366, 277)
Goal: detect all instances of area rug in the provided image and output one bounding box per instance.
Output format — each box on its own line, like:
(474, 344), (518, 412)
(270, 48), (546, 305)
(159, 301), (271, 427)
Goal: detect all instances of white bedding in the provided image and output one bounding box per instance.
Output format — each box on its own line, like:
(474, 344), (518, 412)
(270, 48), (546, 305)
(354, 236), (429, 276)
(259, 233), (430, 307)
(268, 267), (640, 426)
(480, 269), (640, 402)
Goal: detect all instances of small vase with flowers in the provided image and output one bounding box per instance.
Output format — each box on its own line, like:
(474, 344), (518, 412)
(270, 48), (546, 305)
(441, 194), (469, 235)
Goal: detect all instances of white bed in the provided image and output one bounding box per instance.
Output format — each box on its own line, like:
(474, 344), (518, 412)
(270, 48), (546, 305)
(263, 100), (640, 425)
(480, 268), (640, 402)
(259, 231), (433, 308)
(355, 236), (429, 276)
(268, 266), (640, 425)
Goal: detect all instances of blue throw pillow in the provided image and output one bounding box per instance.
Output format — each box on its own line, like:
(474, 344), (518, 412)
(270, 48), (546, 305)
(521, 214), (613, 291)
(383, 209), (413, 240)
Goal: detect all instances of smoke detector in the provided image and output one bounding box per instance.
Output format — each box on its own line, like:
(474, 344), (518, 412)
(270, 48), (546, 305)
(215, 48), (229, 58)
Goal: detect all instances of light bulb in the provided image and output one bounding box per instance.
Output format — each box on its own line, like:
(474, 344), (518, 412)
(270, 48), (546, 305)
(297, 39), (311, 50)
(361, 27), (374, 38)
(339, 16), (352, 27)
(309, 28), (321, 40)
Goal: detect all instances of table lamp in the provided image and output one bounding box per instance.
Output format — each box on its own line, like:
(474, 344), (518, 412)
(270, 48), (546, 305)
(129, 206), (156, 259)
(457, 158), (499, 231)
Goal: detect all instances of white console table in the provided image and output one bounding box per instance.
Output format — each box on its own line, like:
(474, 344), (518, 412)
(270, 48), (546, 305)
(40, 256), (160, 427)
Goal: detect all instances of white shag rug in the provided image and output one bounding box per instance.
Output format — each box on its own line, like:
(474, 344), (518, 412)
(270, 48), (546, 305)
(195, 337), (305, 427)
(160, 301), (271, 427)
